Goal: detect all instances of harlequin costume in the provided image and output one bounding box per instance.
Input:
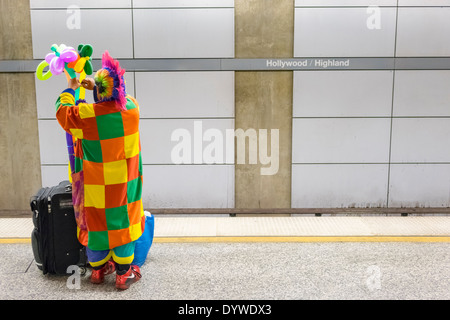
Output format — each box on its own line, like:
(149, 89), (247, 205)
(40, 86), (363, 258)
(55, 51), (144, 288)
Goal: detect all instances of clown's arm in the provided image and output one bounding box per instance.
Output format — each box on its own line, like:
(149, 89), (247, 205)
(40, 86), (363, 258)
(55, 78), (87, 139)
(80, 77), (99, 102)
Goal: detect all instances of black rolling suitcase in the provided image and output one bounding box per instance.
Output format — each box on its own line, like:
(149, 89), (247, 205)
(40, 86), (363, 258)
(30, 180), (87, 275)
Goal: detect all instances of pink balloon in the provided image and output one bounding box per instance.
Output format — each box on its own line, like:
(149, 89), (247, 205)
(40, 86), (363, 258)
(50, 57), (64, 75)
(60, 49), (78, 63)
(42, 46), (80, 77)
(45, 53), (56, 64)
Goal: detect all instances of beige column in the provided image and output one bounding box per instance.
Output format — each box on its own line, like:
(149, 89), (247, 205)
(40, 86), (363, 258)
(0, 0), (41, 214)
(234, 0), (294, 209)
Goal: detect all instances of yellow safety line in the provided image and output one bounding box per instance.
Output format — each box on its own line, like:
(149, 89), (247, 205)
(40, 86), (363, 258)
(1, 236), (449, 244)
(0, 238), (32, 244)
(152, 236), (450, 243)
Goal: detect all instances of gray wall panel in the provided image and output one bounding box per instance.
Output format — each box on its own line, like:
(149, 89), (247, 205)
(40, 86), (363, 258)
(388, 164), (450, 207)
(30, 9), (133, 59)
(37, 120), (68, 165)
(292, 118), (391, 163)
(30, 0), (131, 8)
(292, 164), (389, 208)
(142, 164), (234, 208)
(390, 118), (450, 163)
(140, 119), (235, 165)
(40, 165), (69, 188)
(398, 0), (450, 6)
(293, 71), (393, 117)
(393, 71), (450, 116)
(294, 8), (396, 57)
(133, 8), (234, 58)
(135, 72), (234, 118)
(133, 0), (234, 8)
(396, 8), (450, 57)
(295, 0), (396, 6)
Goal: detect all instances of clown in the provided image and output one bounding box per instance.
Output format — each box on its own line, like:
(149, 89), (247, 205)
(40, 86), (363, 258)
(55, 51), (144, 290)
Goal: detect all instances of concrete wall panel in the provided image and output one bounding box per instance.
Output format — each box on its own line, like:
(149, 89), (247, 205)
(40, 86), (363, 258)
(235, 0), (294, 209)
(0, 74), (41, 210)
(0, 1), (41, 211)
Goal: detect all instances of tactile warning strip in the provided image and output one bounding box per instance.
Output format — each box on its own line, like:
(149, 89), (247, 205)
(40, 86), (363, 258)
(2, 216), (448, 239)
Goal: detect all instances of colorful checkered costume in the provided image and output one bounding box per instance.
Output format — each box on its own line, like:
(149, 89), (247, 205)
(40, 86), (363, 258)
(55, 52), (144, 252)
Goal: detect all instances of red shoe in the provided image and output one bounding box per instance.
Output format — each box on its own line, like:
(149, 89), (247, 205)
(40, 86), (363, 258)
(90, 260), (116, 284)
(115, 265), (142, 290)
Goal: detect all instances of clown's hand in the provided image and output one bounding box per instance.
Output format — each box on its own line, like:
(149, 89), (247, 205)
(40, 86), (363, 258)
(68, 77), (80, 91)
(81, 78), (95, 91)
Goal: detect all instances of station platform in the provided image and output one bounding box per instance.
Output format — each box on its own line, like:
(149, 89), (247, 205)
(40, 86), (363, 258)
(1, 215), (449, 241)
(0, 215), (449, 300)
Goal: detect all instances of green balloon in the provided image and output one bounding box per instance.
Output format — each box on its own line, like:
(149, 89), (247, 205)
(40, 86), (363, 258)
(80, 44), (93, 58)
(84, 60), (93, 75)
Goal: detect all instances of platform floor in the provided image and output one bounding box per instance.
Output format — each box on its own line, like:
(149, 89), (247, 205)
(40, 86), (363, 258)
(0, 216), (449, 300)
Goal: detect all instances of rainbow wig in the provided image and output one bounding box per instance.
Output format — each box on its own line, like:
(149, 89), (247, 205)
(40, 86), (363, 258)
(94, 51), (127, 110)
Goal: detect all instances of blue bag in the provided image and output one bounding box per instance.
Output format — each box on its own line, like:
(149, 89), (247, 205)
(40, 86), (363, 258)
(132, 212), (155, 267)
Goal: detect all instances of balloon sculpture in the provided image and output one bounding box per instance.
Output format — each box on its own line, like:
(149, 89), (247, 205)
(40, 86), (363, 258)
(36, 43), (94, 180)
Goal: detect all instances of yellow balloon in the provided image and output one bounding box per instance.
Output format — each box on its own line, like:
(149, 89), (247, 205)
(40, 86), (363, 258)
(68, 162), (72, 183)
(78, 70), (87, 100)
(74, 57), (86, 73)
(36, 61), (52, 81)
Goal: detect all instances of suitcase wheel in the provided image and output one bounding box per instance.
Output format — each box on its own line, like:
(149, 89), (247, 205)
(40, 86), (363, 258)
(79, 266), (87, 276)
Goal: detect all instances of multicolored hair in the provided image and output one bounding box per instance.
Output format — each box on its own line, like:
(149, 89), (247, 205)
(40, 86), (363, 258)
(94, 50), (127, 110)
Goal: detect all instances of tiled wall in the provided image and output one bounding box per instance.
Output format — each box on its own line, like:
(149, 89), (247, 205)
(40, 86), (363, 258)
(31, 0), (450, 209)
(31, 0), (235, 208)
(292, 0), (450, 208)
